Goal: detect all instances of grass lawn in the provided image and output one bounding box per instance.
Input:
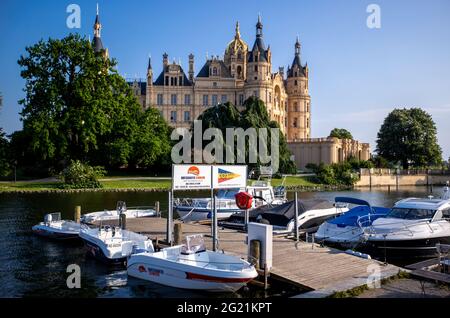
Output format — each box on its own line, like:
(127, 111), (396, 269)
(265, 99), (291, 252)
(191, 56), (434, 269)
(0, 175), (320, 192)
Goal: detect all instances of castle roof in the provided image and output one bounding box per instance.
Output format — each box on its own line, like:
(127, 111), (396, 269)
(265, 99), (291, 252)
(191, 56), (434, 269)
(196, 59), (233, 78)
(153, 64), (192, 86)
(225, 22), (248, 54)
(93, 36), (104, 53)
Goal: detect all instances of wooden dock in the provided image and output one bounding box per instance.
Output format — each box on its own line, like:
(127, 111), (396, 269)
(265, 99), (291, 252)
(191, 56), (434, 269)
(100, 217), (402, 298)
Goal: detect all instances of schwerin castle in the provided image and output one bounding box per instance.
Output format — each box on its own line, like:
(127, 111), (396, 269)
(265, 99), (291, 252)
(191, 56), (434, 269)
(92, 8), (370, 169)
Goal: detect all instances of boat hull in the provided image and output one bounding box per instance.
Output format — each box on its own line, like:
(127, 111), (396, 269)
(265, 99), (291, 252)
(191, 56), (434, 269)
(32, 225), (80, 240)
(363, 236), (450, 259)
(175, 207), (240, 222)
(81, 238), (127, 266)
(127, 253), (257, 292)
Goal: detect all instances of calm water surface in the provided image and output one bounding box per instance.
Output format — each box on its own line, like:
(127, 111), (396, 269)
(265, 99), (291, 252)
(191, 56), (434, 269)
(0, 186), (439, 297)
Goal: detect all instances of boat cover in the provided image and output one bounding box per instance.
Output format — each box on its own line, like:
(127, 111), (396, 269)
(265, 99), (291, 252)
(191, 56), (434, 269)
(328, 206), (391, 227)
(228, 199), (335, 227)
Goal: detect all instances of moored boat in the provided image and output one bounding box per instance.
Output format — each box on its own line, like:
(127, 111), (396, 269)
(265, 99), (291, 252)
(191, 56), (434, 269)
(80, 201), (156, 224)
(174, 181), (286, 222)
(127, 234), (258, 292)
(314, 197), (390, 249)
(221, 199), (349, 234)
(79, 225), (154, 266)
(32, 213), (81, 240)
(363, 197), (450, 258)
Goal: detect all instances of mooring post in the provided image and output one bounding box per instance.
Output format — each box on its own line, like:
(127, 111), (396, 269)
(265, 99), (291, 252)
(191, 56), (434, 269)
(155, 201), (160, 217)
(263, 263), (269, 290)
(388, 185), (391, 193)
(174, 223), (183, 245)
(249, 239), (261, 270)
(155, 236), (159, 251)
(167, 191), (173, 245)
(294, 192), (299, 242)
(120, 213), (126, 230)
(74, 206), (81, 223)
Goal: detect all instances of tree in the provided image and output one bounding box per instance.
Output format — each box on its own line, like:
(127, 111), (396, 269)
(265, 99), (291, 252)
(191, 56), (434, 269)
(17, 34), (171, 170)
(0, 128), (10, 177)
(376, 108), (442, 169)
(329, 128), (353, 140)
(196, 97), (297, 174)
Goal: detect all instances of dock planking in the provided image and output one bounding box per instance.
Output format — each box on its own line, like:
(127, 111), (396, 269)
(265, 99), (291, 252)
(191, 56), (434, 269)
(97, 216), (401, 296)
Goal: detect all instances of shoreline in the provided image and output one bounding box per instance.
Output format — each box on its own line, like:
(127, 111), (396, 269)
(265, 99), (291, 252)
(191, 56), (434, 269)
(0, 184), (352, 194)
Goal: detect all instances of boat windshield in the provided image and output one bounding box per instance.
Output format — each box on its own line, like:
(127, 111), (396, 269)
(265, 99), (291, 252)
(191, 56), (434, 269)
(387, 208), (436, 220)
(217, 189), (240, 199)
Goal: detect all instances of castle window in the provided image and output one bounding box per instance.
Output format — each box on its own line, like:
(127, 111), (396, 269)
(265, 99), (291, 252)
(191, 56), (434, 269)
(165, 76), (169, 86)
(203, 94), (208, 106)
(306, 102), (309, 112)
(170, 111), (177, 123)
(269, 92), (272, 103)
(171, 94), (177, 105)
(293, 118), (298, 128)
(221, 95), (227, 103)
(254, 65), (258, 72)
(184, 111), (191, 122)
(254, 77), (257, 80)
(237, 65), (242, 78)
(212, 67), (218, 76)
(294, 71), (298, 77)
(212, 95), (218, 105)
(253, 91), (258, 97)
(237, 53), (242, 59)
(307, 118), (309, 128)
(170, 77), (174, 86)
(174, 77), (178, 86)
(239, 94), (244, 106)
(294, 102), (298, 112)
(179, 76), (183, 86)
(213, 82), (217, 88)
(184, 94), (191, 105)
(295, 80), (298, 86)
(157, 94), (163, 105)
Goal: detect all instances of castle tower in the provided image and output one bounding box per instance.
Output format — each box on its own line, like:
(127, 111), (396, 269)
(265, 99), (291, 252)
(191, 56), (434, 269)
(188, 53), (194, 82)
(286, 37), (311, 141)
(245, 15), (272, 105)
(224, 22), (248, 80)
(92, 4), (108, 59)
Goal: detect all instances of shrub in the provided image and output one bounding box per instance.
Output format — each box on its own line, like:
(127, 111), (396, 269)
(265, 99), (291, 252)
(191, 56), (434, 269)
(307, 161), (358, 186)
(60, 160), (105, 189)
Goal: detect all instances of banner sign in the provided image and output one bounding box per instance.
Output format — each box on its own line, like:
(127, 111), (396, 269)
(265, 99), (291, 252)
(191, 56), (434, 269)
(212, 165), (247, 189)
(172, 165), (212, 190)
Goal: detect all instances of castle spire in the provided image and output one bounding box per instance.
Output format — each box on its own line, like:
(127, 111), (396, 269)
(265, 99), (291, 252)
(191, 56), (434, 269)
(235, 21), (241, 39)
(92, 3), (105, 53)
(295, 35), (301, 55)
(147, 54), (152, 70)
(256, 13), (263, 38)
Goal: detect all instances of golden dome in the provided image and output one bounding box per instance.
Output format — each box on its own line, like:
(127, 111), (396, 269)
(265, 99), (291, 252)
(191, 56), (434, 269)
(225, 22), (248, 54)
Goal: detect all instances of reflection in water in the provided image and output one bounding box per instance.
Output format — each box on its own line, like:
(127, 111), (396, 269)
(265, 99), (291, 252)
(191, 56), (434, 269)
(0, 186), (441, 297)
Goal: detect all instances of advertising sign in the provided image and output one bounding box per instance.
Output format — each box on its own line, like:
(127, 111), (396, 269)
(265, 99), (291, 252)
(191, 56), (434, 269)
(212, 165), (247, 189)
(172, 165), (212, 190)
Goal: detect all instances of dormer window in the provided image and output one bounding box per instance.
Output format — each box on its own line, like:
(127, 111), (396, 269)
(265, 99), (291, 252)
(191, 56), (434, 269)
(212, 67), (218, 76)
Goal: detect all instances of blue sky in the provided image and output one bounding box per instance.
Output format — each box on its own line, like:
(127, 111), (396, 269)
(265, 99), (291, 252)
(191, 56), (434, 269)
(1, 0), (450, 159)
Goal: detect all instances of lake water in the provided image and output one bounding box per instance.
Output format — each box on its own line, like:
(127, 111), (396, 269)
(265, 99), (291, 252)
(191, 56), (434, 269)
(0, 186), (441, 297)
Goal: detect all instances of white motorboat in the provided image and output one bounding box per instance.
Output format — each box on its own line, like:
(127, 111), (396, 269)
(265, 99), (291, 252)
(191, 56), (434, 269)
(315, 197), (391, 249)
(222, 199), (349, 234)
(127, 234), (258, 292)
(363, 197), (450, 258)
(79, 225), (154, 266)
(80, 201), (156, 224)
(32, 213), (81, 240)
(175, 181), (286, 222)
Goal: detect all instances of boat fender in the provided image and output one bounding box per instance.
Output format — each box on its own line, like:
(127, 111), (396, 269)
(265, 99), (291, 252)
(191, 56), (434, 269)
(345, 249), (371, 259)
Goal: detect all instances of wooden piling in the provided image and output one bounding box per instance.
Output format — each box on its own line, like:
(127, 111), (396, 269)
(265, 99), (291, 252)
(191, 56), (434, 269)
(119, 213), (126, 230)
(249, 239), (261, 269)
(174, 223), (183, 245)
(74, 206), (81, 223)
